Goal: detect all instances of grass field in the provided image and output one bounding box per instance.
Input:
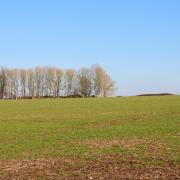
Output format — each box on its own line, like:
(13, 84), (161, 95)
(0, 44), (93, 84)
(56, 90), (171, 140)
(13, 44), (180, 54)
(0, 96), (180, 179)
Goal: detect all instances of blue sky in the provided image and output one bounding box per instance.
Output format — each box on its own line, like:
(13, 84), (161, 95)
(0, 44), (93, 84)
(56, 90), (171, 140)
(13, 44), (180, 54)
(0, 0), (180, 95)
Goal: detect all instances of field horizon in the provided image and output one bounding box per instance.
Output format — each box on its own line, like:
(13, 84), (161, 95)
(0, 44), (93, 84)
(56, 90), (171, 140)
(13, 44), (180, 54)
(0, 92), (178, 100)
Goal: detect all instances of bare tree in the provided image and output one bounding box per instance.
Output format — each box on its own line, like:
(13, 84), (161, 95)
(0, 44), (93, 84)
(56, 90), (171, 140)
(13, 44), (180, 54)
(0, 68), (7, 99)
(10, 69), (19, 100)
(55, 68), (63, 97)
(92, 65), (105, 97)
(92, 65), (116, 97)
(0, 65), (116, 99)
(102, 73), (116, 97)
(6, 69), (12, 99)
(34, 67), (44, 98)
(44, 67), (56, 97)
(71, 72), (79, 97)
(27, 69), (35, 98)
(77, 68), (93, 97)
(64, 69), (75, 96)
(20, 69), (27, 97)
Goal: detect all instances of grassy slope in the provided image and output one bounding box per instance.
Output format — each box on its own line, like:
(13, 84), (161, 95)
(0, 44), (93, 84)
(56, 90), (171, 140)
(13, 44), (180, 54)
(0, 96), (179, 165)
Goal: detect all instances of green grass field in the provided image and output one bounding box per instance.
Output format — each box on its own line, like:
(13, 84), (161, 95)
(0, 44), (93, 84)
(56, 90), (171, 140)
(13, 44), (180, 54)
(0, 96), (180, 179)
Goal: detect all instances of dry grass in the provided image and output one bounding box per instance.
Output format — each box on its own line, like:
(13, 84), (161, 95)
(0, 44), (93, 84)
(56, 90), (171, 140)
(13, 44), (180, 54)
(0, 155), (179, 180)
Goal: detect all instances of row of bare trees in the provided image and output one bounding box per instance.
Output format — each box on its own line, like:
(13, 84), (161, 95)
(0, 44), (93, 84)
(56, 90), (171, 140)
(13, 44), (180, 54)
(0, 65), (116, 99)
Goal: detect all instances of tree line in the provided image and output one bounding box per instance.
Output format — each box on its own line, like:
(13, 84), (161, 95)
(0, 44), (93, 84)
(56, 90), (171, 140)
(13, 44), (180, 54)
(0, 65), (116, 99)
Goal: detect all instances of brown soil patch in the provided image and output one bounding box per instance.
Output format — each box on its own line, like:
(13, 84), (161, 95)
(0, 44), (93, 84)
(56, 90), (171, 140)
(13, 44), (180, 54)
(88, 119), (124, 128)
(0, 155), (179, 180)
(81, 139), (146, 149)
(80, 138), (177, 165)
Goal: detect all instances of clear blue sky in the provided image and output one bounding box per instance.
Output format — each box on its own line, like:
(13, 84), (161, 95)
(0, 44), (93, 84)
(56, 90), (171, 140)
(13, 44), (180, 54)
(0, 0), (179, 96)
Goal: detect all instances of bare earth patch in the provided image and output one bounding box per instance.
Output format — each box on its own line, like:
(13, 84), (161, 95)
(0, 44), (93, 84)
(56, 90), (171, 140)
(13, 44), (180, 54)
(81, 138), (146, 149)
(0, 155), (179, 180)
(81, 138), (179, 165)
